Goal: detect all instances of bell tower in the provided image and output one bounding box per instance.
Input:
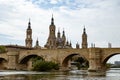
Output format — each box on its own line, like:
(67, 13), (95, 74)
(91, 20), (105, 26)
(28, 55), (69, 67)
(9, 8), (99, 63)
(25, 19), (32, 48)
(45, 15), (56, 49)
(82, 27), (88, 48)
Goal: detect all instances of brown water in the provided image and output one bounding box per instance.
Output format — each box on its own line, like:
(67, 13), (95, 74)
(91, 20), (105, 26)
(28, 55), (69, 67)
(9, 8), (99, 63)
(0, 68), (120, 80)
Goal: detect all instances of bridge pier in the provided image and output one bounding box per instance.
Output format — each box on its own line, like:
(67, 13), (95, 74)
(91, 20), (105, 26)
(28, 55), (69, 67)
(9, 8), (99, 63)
(7, 51), (19, 70)
(88, 48), (103, 72)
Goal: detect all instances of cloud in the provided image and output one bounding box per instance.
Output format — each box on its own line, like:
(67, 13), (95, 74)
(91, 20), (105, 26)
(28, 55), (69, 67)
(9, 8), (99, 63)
(0, 0), (120, 64)
(50, 0), (59, 4)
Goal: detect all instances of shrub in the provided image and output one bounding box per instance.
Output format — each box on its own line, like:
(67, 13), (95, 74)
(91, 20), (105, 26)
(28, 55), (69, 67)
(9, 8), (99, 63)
(32, 59), (59, 71)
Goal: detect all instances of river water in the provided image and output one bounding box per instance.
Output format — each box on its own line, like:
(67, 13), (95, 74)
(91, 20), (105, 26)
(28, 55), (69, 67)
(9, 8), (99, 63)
(0, 68), (120, 80)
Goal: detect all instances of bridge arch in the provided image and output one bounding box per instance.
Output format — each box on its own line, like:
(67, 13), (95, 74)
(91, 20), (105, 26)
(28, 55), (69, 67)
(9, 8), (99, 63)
(102, 53), (120, 65)
(62, 53), (89, 68)
(19, 54), (44, 64)
(0, 57), (7, 62)
(0, 57), (8, 69)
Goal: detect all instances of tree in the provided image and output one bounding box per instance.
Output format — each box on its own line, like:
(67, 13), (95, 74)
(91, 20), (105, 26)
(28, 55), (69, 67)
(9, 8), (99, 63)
(0, 46), (6, 53)
(31, 57), (59, 71)
(74, 57), (89, 69)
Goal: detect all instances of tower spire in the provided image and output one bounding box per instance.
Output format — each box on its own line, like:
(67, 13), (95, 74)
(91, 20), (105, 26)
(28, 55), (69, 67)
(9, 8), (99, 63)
(36, 38), (39, 46)
(62, 29), (66, 46)
(51, 14), (54, 25)
(62, 28), (65, 37)
(57, 28), (60, 38)
(35, 38), (41, 49)
(25, 19), (32, 48)
(83, 25), (86, 33)
(28, 18), (31, 29)
(82, 26), (88, 49)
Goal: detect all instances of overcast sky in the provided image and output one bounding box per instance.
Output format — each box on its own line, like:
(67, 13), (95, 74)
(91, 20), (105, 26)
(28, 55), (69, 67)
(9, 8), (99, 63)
(0, 0), (120, 63)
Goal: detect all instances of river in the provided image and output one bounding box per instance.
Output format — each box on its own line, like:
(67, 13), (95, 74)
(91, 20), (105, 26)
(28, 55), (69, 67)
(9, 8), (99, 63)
(0, 68), (120, 80)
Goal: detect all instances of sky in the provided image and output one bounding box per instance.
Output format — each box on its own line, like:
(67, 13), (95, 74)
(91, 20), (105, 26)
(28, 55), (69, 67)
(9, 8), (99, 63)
(0, 0), (120, 63)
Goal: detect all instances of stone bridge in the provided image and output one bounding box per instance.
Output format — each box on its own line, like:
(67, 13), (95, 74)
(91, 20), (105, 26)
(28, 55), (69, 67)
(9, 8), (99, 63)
(0, 46), (120, 71)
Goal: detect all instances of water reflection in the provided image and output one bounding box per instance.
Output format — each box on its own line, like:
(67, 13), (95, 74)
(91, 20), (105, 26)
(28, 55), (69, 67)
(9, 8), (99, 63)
(0, 68), (120, 80)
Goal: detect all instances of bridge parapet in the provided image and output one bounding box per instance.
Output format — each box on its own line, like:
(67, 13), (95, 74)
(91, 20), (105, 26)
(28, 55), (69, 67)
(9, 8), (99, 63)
(7, 51), (19, 56)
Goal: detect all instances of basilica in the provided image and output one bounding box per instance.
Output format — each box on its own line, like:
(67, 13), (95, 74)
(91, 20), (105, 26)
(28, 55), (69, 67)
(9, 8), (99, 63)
(25, 15), (88, 49)
(1, 15), (114, 72)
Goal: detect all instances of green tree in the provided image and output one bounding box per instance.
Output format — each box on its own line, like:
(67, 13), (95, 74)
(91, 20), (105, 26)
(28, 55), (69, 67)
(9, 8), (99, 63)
(32, 57), (59, 71)
(106, 63), (112, 68)
(74, 57), (89, 69)
(0, 46), (6, 53)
